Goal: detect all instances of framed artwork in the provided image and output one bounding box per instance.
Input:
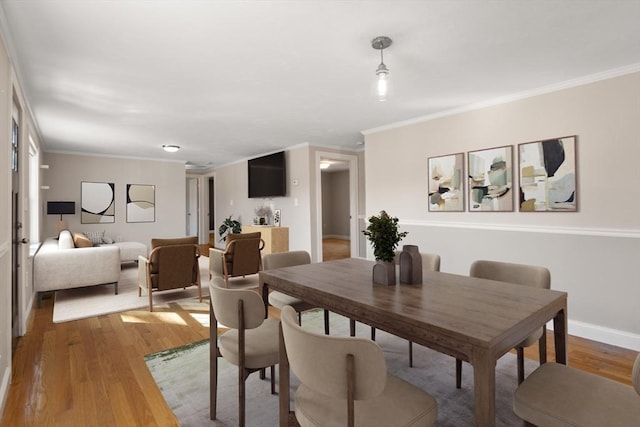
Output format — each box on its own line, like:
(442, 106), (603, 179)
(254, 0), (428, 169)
(127, 184), (156, 222)
(427, 153), (464, 211)
(518, 135), (577, 212)
(468, 145), (513, 212)
(274, 209), (281, 226)
(81, 181), (115, 223)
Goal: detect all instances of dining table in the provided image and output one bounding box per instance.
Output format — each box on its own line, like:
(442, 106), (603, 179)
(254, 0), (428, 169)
(259, 257), (568, 427)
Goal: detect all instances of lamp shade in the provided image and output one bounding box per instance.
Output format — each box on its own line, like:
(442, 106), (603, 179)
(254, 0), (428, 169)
(47, 201), (75, 215)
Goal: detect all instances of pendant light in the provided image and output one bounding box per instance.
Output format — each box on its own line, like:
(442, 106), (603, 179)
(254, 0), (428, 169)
(371, 36), (392, 101)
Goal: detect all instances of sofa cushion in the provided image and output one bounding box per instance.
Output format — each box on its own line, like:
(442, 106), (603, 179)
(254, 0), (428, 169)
(85, 230), (104, 245)
(72, 232), (93, 248)
(59, 230), (75, 249)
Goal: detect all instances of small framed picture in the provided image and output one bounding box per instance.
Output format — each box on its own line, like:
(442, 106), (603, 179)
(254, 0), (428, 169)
(274, 209), (281, 227)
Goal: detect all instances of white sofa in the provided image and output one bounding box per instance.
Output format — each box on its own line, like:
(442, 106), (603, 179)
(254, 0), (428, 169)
(33, 229), (121, 307)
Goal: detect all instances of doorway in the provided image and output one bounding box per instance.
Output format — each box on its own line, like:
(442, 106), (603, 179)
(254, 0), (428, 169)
(314, 151), (359, 262)
(11, 112), (20, 353)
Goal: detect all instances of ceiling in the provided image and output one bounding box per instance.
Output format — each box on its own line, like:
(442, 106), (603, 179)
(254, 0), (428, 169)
(1, 1), (639, 171)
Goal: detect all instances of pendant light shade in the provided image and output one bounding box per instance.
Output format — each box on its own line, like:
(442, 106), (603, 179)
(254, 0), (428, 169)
(371, 36), (392, 101)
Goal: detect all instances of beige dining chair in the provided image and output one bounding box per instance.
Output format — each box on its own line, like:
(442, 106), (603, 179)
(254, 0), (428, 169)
(263, 250), (330, 335)
(280, 305), (438, 427)
(209, 278), (280, 426)
(513, 352), (640, 426)
(368, 252), (441, 367)
(456, 260), (551, 388)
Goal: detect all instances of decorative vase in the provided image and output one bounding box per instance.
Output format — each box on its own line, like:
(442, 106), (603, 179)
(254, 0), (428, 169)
(399, 245), (422, 284)
(373, 260), (396, 285)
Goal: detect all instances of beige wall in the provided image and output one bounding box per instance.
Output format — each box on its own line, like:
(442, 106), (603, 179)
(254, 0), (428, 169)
(364, 72), (640, 350)
(42, 152), (186, 246)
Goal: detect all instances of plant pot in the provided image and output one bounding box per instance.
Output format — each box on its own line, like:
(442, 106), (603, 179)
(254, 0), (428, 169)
(400, 245), (422, 284)
(373, 260), (396, 285)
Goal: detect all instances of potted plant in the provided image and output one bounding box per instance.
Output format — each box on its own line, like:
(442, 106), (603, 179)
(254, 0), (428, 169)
(363, 210), (408, 285)
(218, 215), (241, 242)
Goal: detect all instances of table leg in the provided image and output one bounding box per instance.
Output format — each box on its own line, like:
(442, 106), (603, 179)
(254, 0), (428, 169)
(473, 351), (496, 427)
(279, 323), (290, 427)
(553, 307), (568, 365)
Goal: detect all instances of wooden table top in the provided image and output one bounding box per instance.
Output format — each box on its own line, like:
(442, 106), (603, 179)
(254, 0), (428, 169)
(260, 257), (567, 360)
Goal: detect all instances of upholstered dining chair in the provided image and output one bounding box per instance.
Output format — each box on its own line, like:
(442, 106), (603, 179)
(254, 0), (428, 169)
(263, 250), (330, 335)
(368, 252), (441, 367)
(209, 232), (265, 288)
(280, 305), (438, 427)
(513, 352), (640, 426)
(138, 236), (200, 312)
(209, 278), (280, 426)
(456, 260), (551, 388)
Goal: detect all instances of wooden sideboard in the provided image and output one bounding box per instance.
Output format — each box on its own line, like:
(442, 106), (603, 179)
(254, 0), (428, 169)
(241, 225), (289, 254)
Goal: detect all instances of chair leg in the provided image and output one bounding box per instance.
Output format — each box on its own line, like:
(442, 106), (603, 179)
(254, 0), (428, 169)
(517, 347), (525, 384)
(297, 311), (302, 326)
(349, 319), (356, 337)
(260, 368), (266, 380)
(270, 365), (275, 394)
(370, 326), (376, 341)
(409, 341), (413, 367)
(456, 358), (462, 389)
(211, 353), (218, 420)
(323, 309), (330, 335)
(238, 368), (246, 427)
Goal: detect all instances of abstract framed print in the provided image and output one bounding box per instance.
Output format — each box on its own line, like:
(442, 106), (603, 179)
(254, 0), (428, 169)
(468, 145), (513, 212)
(519, 135), (577, 212)
(428, 153), (464, 212)
(127, 184), (156, 222)
(81, 181), (115, 223)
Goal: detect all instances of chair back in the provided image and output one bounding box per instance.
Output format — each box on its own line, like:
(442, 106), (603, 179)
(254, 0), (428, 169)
(280, 305), (387, 400)
(209, 277), (266, 329)
(263, 250), (311, 270)
(224, 232), (264, 276)
(155, 244), (199, 290)
(470, 260), (550, 290)
(633, 353), (640, 395)
(149, 236), (198, 274)
(393, 251), (441, 272)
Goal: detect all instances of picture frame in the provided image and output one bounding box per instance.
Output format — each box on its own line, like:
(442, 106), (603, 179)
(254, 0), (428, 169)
(427, 153), (465, 212)
(518, 135), (577, 212)
(468, 145), (514, 212)
(81, 181), (115, 223)
(273, 209), (281, 227)
(126, 184), (156, 222)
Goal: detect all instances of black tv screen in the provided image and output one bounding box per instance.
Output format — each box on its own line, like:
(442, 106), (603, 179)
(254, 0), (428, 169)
(248, 151), (286, 198)
(47, 201), (75, 215)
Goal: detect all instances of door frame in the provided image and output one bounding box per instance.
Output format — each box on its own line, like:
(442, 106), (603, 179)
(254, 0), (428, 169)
(314, 151), (359, 261)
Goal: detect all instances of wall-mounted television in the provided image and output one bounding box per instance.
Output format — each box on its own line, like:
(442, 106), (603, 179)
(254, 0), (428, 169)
(47, 201), (75, 215)
(248, 151), (286, 198)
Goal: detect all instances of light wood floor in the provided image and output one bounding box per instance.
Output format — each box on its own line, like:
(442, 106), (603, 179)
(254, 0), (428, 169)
(2, 281), (637, 426)
(322, 237), (350, 261)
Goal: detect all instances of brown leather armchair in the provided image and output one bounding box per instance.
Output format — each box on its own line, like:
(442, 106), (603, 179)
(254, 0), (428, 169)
(138, 236), (201, 311)
(209, 232), (265, 287)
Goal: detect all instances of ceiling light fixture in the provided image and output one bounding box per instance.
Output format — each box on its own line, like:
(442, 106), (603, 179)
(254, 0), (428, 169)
(371, 36), (392, 101)
(320, 160), (331, 170)
(162, 144), (181, 153)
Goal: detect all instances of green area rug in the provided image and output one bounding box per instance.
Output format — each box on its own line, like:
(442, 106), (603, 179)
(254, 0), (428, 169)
(146, 310), (534, 426)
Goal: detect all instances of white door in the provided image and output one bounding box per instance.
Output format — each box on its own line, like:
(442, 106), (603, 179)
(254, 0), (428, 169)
(186, 178), (198, 237)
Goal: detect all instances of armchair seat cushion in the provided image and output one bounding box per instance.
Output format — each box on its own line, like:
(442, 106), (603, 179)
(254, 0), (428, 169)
(514, 362), (640, 427)
(218, 318), (280, 369)
(295, 372), (437, 427)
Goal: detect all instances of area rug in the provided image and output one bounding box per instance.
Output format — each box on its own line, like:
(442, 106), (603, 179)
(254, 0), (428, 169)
(52, 256), (212, 323)
(146, 310), (534, 426)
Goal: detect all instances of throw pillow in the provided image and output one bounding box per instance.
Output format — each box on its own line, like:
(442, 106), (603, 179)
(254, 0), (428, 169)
(85, 230), (104, 245)
(72, 232), (93, 248)
(102, 236), (114, 244)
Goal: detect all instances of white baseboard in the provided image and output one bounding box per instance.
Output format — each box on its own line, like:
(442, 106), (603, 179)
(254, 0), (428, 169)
(548, 320), (640, 351)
